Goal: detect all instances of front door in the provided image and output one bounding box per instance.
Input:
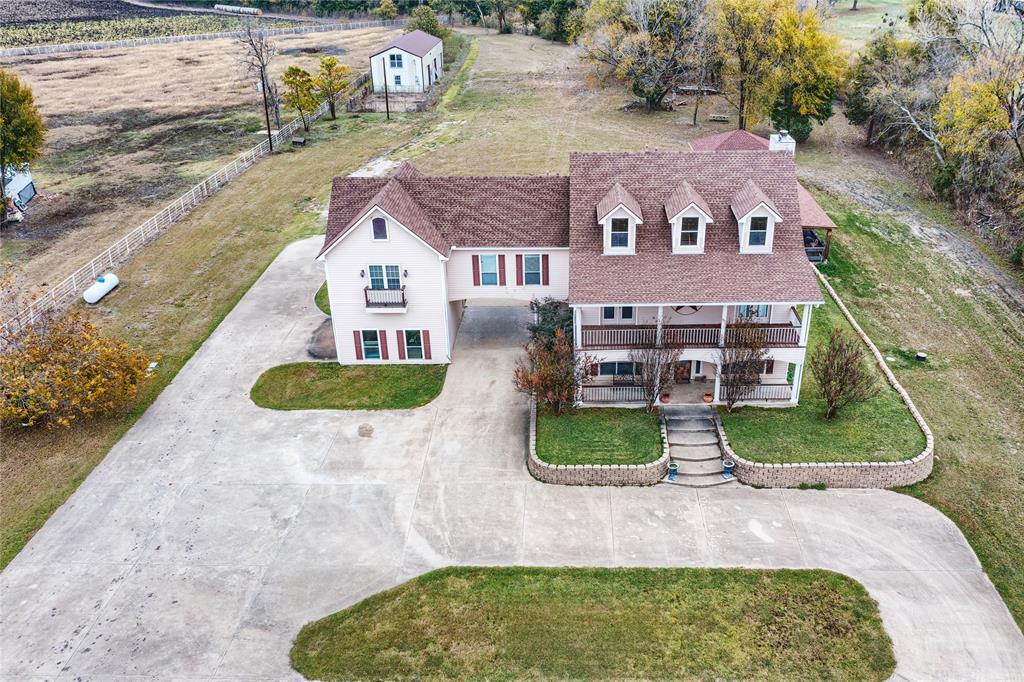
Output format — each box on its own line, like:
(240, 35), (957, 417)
(674, 360), (692, 384)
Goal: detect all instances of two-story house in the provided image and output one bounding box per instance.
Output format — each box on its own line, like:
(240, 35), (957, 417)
(319, 134), (828, 406)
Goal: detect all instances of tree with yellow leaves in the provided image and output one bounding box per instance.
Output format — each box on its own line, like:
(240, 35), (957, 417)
(313, 56), (352, 120)
(0, 271), (153, 429)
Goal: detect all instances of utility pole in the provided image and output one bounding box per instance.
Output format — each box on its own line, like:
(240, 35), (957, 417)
(382, 56), (390, 121)
(260, 73), (274, 151)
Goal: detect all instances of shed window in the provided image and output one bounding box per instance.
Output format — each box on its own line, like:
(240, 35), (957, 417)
(361, 330), (381, 360)
(371, 217), (388, 240)
(394, 74), (402, 87)
(749, 216), (768, 246)
(524, 254), (542, 285)
(610, 218), (629, 247)
(679, 217), (700, 246)
(479, 255), (499, 286)
(389, 53), (403, 68)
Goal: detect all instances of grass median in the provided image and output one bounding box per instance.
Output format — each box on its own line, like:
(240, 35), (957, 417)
(251, 362), (447, 411)
(291, 566), (896, 682)
(535, 406), (662, 466)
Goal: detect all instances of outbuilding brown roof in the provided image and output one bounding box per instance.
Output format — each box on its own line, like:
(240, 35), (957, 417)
(370, 29), (442, 58)
(797, 183), (837, 229)
(567, 151), (823, 305)
(320, 168), (570, 256)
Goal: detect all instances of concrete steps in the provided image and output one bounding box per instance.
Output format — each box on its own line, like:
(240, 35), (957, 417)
(661, 404), (737, 487)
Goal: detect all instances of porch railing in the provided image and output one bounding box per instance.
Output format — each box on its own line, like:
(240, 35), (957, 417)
(580, 323), (800, 349)
(725, 383), (793, 402)
(364, 286), (406, 308)
(581, 384), (645, 403)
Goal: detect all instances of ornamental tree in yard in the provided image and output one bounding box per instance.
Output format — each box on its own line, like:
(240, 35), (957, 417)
(629, 344), (678, 412)
(282, 66), (317, 132)
(513, 328), (594, 414)
(715, 315), (768, 411)
(406, 5), (449, 39)
(0, 69), (45, 223)
(0, 272), (153, 429)
(314, 56), (352, 120)
(809, 326), (880, 420)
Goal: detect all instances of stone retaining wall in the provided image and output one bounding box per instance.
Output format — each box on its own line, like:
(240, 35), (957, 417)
(527, 400), (670, 486)
(718, 270), (934, 489)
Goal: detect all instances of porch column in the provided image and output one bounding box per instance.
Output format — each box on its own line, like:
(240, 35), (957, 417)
(713, 363), (722, 404)
(572, 306), (582, 349)
(799, 304), (813, 347)
(790, 362), (804, 404)
(655, 305), (664, 347)
(718, 305), (728, 347)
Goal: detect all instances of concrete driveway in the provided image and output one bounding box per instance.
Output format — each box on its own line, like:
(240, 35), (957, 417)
(2, 237), (1022, 681)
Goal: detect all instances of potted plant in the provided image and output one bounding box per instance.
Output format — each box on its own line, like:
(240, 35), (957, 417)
(722, 458), (736, 478)
(660, 392), (671, 403)
(667, 461), (678, 481)
(703, 392), (713, 404)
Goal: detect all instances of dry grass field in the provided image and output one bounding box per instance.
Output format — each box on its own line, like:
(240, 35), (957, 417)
(0, 24), (402, 292)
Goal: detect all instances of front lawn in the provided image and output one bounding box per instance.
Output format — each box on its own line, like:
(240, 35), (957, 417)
(719, 289), (925, 464)
(251, 362), (447, 410)
(291, 566), (896, 681)
(536, 406), (662, 465)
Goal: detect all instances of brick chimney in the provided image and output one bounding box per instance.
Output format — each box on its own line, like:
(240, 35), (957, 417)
(769, 130), (796, 156)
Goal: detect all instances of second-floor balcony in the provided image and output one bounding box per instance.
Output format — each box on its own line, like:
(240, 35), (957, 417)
(579, 323), (800, 350)
(364, 286), (406, 310)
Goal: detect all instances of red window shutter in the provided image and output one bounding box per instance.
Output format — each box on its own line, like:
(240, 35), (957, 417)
(542, 254), (550, 285)
(423, 330), (432, 360)
(498, 255), (506, 286)
(515, 254), (523, 286)
(472, 255), (480, 286)
(379, 329), (389, 360)
(397, 329), (406, 360)
(353, 330), (363, 360)
(765, 359), (774, 374)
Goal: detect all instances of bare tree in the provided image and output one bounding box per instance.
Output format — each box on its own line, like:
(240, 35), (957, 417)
(629, 345), (678, 412)
(715, 315), (769, 411)
(809, 327), (880, 419)
(237, 21), (277, 151)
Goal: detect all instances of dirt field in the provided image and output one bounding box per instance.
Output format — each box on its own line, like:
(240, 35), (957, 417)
(0, 24), (401, 294)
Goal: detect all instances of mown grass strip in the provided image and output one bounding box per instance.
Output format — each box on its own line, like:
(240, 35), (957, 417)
(535, 406), (662, 466)
(251, 362), (447, 410)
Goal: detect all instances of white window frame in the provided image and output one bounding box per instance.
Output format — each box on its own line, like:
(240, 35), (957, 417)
(371, 216), (389, 241)
(737, 205), (779, 254)
(601, 306), (635, 323)
(669, 204), (712, 255)
(479, 254), (499, 286)
(404, 329), (424, 360)
(600, 205), (641, 255)
(599, 361), (637, 377)
(389, 53), (403, 68)
(394, 74), (402, 87)
(361, 329), (381, 360)
(737, 304), (770, 321)
(367, 264), (402, 290)
(523, 254), (542, 286)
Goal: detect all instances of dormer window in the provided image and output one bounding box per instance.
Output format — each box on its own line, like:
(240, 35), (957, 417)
(610, 218), (629, 247)
(371, 217), (388, 240)
(665, 180), (712, 255)
(748, 217), (768, 246)
(679, 217), (700, 246)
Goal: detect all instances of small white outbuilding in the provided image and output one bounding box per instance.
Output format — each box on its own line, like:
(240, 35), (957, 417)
(369, 30), (444, 94)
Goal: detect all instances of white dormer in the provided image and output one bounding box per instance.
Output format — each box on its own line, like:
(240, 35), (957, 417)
(730, 179), (782, 255)
(597, 182), (643, 255)
(664, 180), (713, 255)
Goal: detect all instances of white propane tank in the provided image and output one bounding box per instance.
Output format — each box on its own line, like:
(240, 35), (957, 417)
(83, 273), (119, 304)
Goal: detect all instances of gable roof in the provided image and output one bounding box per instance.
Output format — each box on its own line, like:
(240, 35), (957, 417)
(797, 183), (836, 230)
(664, 180), (713, 220)
(370, 30), (442, 58)
(321, 164), (570, 257)
(689, 129), (770, 152)
(730, 178), (781, 221)
(596, 182), (643, 222)
(568, 151), (822, 305)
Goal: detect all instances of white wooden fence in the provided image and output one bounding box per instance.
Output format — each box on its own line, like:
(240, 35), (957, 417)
(3, 82), (361, 332)
(0, 19), (405, 57)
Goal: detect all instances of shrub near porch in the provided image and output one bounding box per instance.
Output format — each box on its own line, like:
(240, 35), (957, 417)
(719, 287), (925, 464)
(535, 406), (662, 465)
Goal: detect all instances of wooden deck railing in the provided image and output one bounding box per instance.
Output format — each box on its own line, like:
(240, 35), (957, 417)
(581, 384), (645, 403)
(580, 323), (800, 349)
(725, 383), (793, 402)
(364, 286), (406, 308)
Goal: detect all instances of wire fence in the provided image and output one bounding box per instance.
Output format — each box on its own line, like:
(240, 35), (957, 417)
(0, 19), (406, 57)
(3, 78), (365, 332)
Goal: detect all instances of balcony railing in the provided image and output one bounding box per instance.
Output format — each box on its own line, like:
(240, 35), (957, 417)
(579, 323), (800, 349)
(581, 384), (645, 403)
(725, 383), (793, 402)
(364, 286), (406, 308)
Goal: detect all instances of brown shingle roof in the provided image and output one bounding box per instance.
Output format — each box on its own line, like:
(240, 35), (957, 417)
(664, 180), (713, 220)
(730, 178), (781, 221)
(321, 165), (570, 256)
(797, 183), (836, 230)
(370, 29), (442, 58)
(596, 182), (643, 222)
(568, 151), (822, 305)
(689, 129), (770, 152)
